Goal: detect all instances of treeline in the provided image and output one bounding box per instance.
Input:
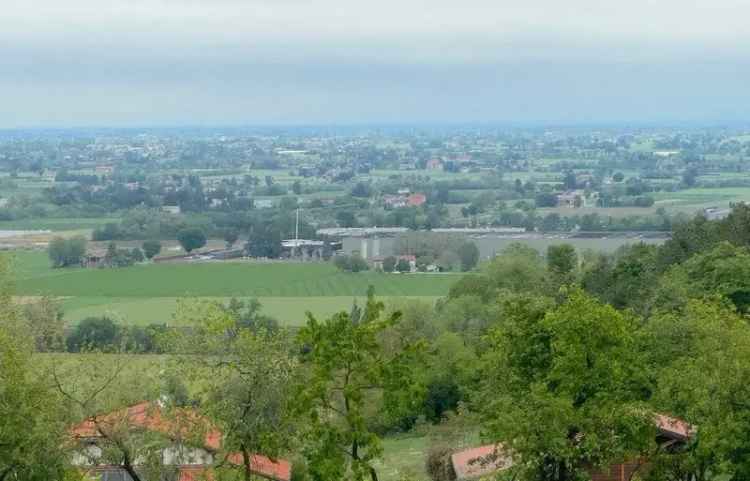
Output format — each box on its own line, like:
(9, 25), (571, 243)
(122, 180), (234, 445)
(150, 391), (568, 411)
(7, 204), (750, 481)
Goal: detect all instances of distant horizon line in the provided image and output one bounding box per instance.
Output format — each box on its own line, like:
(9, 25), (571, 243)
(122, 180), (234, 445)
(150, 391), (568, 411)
(2, 119), (750, 133)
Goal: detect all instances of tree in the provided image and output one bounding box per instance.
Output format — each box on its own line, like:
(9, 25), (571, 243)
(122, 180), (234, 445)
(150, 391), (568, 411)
(23, 295), (65, 352)
(141, 240), (162, 260)
(382, 256), (397, 273)
(177, 228), (207, 253)
(246, 221), (282, 258)
(642, 299), (750, 481)
(396, 258), (411, 273)
(130, 247), (144, 263)
(166, 300), (296, 481)
(478, 289), (653, 481)
(0, 257), (72, 481)
(547, 244), (577, 276)
(296, 291), (425, 481)
(612, 172), (625, 182)
(48, 236), (86, 268)
(66, 316), (120, 352)
(457, 241), (480, 272)
(223, 229), (240, 249)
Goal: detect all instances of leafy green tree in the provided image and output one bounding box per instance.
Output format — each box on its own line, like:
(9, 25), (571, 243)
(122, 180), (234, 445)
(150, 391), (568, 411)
(485, 243), (548, 295)
(142, 239), (162, 259)
(177, 227), (207, 253)
(643, 299), (750, 481)
(66, 316), (120, 352)
(23, 295), (65, 352)
(130, 247), (144, 263)
(245, 221), (282, 258)
(48, 236), (86, 268)
(0, 257), (72, 481)
(223, 229), (240, 248)
(547, 244), (577, 277)
(382, 256), (397, 273)
(656, 241), (750, 313)
(612, 172), (625, 182)
(296, 291), (425, 481)
(166, 300), (297, 481)
(396, 258), (411, 273)
(478, 289), (653, 481)
(457, 242), (479, 272)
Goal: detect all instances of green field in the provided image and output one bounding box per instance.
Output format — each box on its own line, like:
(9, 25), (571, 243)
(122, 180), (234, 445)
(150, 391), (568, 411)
(0, 217), (118, 231)
(10, 252), (455, 326)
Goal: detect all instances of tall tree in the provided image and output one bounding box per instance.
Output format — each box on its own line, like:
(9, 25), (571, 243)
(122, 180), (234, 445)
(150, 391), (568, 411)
(478, 289), (653, 481)
(165, 300), (296, 481)
(295, 290), (425, 481)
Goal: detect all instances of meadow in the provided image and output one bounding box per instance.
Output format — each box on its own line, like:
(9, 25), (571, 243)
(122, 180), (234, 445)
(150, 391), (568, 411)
(11, 252), (454, 326)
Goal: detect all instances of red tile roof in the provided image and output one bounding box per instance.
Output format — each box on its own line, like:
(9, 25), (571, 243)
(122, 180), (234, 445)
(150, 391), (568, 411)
(451, 444), (512, 480)
(70, 401), (291, 481)
(70, 401), (221, 450)
(227, 452), (292, 481)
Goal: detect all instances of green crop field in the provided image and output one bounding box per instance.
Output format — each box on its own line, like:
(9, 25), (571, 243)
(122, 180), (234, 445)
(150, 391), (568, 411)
(9, 252), (455, 326)
(0, 217), (118, 231)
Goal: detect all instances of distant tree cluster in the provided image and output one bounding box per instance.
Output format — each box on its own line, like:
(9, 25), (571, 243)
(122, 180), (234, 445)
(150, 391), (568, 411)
(48, 236), (87, 268)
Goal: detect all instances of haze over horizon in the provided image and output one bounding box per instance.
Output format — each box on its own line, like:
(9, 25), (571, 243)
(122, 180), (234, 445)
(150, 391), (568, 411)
(3, 0), (749, 128)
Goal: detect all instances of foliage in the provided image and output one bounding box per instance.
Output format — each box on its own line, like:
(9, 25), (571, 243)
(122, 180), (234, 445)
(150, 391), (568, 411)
(66, 316), (120, 352)
(295, 290), (426, 481)
(0, 257), (72, 481)
(478, 289), (654, 481)
(48, 236), (86, 268)
(141, 239), (162, 259)
(23, 295), (65, 352)
(177, 227), (207, 253)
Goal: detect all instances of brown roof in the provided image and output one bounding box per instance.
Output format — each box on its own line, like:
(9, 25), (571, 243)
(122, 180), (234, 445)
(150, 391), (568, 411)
(451, 444), (512, 480)
(654, 413), (693, 441)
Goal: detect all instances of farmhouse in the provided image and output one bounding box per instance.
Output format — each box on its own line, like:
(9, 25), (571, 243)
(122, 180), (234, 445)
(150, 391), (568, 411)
(451, 414), (692, 481)
(70, 401), (292, 481)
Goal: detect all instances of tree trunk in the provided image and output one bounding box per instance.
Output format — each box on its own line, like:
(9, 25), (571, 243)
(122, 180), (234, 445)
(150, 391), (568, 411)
(122, 450), (142, 481)
(241, 443), (252, 481)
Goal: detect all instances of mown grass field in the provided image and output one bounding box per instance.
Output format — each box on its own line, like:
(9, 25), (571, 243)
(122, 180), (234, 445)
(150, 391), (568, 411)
(10, 252), (455, 326)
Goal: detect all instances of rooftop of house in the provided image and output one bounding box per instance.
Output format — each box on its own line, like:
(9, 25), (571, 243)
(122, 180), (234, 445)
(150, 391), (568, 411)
(70, 401), (291, 481)
(451, 444), (512, 480)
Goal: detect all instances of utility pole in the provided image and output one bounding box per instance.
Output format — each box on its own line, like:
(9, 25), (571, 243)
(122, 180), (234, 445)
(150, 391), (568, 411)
(295, 207), (300, 259)
(295, 207), (300, 242)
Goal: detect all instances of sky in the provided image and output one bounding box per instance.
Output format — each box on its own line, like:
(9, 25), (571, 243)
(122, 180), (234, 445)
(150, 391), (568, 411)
(1, 0), (749, 127)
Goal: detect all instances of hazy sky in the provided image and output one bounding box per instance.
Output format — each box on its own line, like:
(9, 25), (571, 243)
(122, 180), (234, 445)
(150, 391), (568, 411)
(2, 0), (749, 127)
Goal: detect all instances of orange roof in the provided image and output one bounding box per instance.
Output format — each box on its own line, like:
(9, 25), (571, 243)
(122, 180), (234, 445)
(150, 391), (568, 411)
(70, 401), (291, 481)
(70, 401), (221, 450)
(451, 444), (512, 480)
(227, 452), (292, 481)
